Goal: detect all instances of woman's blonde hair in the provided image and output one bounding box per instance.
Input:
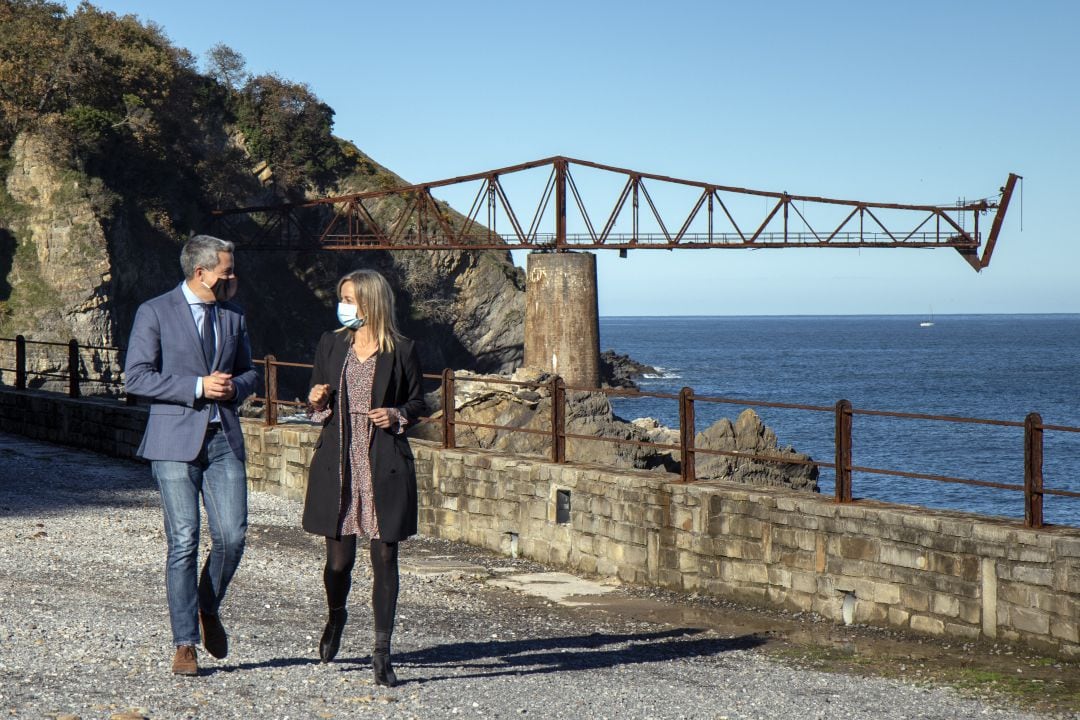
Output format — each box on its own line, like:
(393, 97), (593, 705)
(336, 269), (400, 353)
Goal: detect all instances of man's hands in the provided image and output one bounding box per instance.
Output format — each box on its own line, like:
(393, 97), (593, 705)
(308, 383), (331, 409)
(203, 371), (236, 401)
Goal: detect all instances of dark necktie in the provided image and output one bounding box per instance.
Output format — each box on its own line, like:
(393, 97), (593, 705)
(201, 303), (216, 369)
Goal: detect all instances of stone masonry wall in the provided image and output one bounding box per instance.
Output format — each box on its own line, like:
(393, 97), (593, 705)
(2, 386), (1077, 658)
(411, 445), (1080, 659)
(0, 388), (145, 458)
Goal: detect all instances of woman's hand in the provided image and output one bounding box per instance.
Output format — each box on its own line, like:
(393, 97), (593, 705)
(308, 383), (331, 409)
(368, 407), (401, 429)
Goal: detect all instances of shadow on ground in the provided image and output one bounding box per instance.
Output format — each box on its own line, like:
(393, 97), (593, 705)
(351, 628), (761, 683)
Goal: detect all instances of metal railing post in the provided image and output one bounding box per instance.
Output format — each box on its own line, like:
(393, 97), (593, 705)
(15, 335), (26, 390)
(679, 386), (696, 483)
(441, 368), (455, 449)
(67, 339), (80, 398)
(264, 355), (277, 427)
(835, 399), (853, 502)
(551, 375), (566, 463)
(1024, 412), (1044, 528)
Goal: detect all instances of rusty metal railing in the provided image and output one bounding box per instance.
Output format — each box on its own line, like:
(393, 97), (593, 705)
(0, 335), (127, 400)
(3, 337), (1077, 529)
(413, 371), (1077, 529)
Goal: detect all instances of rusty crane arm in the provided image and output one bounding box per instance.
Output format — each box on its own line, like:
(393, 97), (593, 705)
(211, 156), (1019, 271)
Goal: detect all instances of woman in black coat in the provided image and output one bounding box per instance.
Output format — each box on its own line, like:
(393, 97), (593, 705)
(303, 269), (426, 687)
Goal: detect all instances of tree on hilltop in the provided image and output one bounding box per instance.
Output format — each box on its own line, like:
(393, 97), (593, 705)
(205, 43), (248, 99)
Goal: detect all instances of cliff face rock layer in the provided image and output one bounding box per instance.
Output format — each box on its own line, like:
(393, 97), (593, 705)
(0, 130), (524, 390)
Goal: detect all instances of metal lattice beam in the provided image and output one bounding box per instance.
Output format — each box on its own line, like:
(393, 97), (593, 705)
(211, 156), (1020, 271)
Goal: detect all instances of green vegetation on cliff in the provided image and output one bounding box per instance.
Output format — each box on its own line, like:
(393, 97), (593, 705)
(0, 0), (525, 385)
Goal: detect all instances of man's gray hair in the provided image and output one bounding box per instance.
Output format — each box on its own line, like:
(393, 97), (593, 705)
(180, 235), (234, 279)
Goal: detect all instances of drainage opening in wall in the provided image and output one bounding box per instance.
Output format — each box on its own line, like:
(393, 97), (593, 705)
(556, 489), (571, 524)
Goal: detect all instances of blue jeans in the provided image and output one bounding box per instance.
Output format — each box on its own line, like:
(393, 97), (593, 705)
(152, 427), (247, 647)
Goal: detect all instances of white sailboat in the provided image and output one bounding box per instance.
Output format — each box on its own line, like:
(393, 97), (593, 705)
(919, 307), (935, 327)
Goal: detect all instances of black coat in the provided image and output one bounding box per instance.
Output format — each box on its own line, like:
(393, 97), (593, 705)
(301, 331), (427, 541)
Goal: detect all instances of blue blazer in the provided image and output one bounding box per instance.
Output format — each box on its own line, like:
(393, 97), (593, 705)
(124, 285), (258, 462)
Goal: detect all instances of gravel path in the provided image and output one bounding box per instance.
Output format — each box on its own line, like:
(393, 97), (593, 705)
(0, 431), (1055, 720)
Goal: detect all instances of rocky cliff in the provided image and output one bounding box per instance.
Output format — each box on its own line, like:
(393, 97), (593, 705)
(1, 133), (525, 392)
(0, 2), (525, 393)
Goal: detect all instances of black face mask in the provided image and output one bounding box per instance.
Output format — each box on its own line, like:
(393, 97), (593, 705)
(201, 275), (237, 302)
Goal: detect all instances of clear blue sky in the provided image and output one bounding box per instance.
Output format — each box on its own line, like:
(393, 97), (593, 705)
(63, 1), (1078, 315)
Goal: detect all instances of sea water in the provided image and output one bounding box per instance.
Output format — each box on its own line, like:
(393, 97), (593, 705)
(600, 315), (1080, 527)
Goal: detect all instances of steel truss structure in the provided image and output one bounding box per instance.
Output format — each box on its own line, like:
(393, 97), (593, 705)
(212, 156), (1019, 270)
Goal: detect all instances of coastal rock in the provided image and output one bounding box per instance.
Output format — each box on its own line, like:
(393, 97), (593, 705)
(415, 367), (657, 469)
(416, 367), (818, 490)
(695, 409), (819, 491)
(600, 350), (659, 389)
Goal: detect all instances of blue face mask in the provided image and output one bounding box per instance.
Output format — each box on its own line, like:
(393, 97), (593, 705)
(336, 302), (365, 330)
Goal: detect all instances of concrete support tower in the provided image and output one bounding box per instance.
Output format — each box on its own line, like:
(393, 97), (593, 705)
(524, 251), (600, 388)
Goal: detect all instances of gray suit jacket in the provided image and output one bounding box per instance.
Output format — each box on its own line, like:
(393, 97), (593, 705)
(124, 284), (258, 462)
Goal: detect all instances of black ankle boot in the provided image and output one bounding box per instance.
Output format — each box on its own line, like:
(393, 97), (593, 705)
(319, 607), (347, 663)
(373, 630), (398, 687)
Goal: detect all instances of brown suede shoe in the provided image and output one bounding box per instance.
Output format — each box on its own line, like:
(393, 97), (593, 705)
(172, 645), (198, 676)
(199, 610), (228, 659)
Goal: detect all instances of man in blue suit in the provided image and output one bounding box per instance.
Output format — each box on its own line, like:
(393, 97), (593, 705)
(125, 234), (258, 676)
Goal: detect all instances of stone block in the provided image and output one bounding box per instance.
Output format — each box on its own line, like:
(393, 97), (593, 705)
(776, 496), (799, 512)
(549, 543), (571, 566)
(645, 506), (666, 527)
(901, 586), (930, 612)
(623, 544), (648, 568)
(1004, 545), (1051, 564)
(773, 548), (813, 572)
(768, 567), (792, 589)
(931, 593), (960, 618)
(716, 538), (764, 561)
(929, 552), (980, 582)
(670, 506), (696, 533)
(899, 512), (942, 534)
(1052, 536), (1080, 558)
(836, 536), (880, 562)
(881, 525), (930, 547)
(723, 560), (768, 585)
(870, 581), (901, 605)
(888, 607), (911, 626)
(790, 571), (818, 595)
(854, 600), (889, 625)
(726, 516), (765, 539)
(1051, 618), (1079, 644)
(785, 591), (814, 612)
(1009, 606), (1050, 636)
(1029, 588), (1063, 615)
(575, 553), (599, 575)
(677, 550), (701, 573)
(880, 543), (926, 570)
(944, 622), (981, 641)
(958, 598), (981, 625)
(910, 615), (945, 635)
(998, 582), (1031, 608)
(1009, 565), (1053, 587)
(658, 568), (685, 590)
(971, 524), (1016, 545)
(1062, 563), (1080, 594)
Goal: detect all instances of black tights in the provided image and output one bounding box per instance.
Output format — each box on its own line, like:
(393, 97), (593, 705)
(324, 536), (399, 634)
